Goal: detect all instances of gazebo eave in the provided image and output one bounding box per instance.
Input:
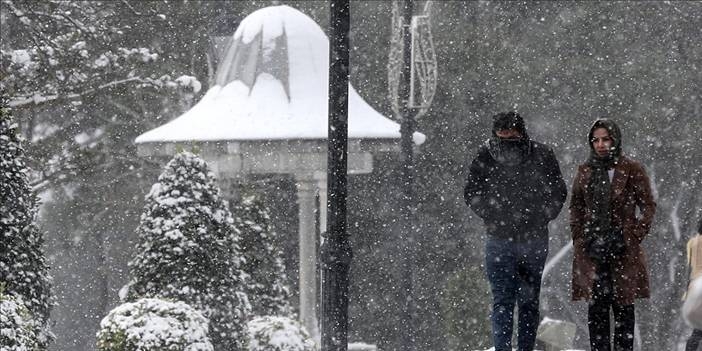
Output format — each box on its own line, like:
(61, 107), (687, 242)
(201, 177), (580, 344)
(136, 138), (407, 176)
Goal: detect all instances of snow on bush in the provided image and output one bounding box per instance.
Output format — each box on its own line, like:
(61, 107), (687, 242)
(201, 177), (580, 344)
(0, 290), (41, 351)
(234, 194), (292, 316)
(247, 316), (316, 351)
(0, 97), (53, 349)
(174, 75), (202, 93)
(124, 151), (250, 350)
(96, 297), (213, 351)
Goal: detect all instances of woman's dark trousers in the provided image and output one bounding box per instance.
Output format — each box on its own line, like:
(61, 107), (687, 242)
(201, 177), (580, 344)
(686, 329), (702, 351)
(485, 236), (549, 351)
(588, 264), (635, 351)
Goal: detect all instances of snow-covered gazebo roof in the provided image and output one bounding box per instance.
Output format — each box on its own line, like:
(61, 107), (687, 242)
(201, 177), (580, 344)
(135, 5), (425, 144)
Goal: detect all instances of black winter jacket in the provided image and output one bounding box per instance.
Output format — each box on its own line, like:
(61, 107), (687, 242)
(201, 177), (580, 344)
(464, 139), (567, 240)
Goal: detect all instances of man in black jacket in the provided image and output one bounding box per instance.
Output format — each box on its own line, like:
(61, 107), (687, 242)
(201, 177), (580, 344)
(464, 111), (567, 351)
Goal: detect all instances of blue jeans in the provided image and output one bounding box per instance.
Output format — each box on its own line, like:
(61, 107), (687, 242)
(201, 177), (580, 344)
(485, 236), (549, 351)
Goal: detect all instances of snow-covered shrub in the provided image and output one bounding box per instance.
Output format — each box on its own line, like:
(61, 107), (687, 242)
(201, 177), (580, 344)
(233, 194), (292, 316)
(124, 151), (250, 351)
(96, 297), (213, 351)
(0, 290), (41, 351)
(246, 316), (316, 351)
(0, 97), (52, 349)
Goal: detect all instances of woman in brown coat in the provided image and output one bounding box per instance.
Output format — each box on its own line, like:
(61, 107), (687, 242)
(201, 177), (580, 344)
(570, 119), (656, 351)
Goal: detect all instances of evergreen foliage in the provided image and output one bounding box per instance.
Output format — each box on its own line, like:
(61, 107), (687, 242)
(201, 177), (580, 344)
(124, 151), (250, 351)
(246, 316), (316, 351)
(0, 288), (41, 351)
(233, 194), (292, 317)
(0, 97), (52, 349)
(96, 297), (213, 351)
(2, 3), (205, 344)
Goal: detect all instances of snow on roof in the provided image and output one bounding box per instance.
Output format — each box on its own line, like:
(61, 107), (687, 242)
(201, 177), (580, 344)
(135, 5), (425, 145)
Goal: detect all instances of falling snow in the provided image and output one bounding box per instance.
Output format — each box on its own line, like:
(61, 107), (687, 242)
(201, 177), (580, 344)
(1, 1), (700, 351)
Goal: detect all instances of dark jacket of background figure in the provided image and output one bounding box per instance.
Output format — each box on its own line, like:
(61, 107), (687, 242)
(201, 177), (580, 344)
(570, 155), (657, 304)
(464, 139), (567, 241)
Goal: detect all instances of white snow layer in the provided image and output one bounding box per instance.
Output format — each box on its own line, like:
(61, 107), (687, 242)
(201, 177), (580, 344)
(97, 298), (213, 351)
(246, 315), (316, 351)
(135, 5), (425, 145)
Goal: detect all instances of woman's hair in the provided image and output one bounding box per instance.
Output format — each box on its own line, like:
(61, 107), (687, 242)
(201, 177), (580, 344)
(588, 119), (622, 155)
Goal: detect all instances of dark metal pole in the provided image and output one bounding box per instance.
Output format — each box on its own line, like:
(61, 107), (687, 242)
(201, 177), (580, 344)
(399, 0), (416, 350)
(321, 1), (351, 350)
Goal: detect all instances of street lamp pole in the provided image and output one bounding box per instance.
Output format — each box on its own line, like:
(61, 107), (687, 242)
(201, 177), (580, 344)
(399, 1), (416, 350)
(321, 1), (351, 350)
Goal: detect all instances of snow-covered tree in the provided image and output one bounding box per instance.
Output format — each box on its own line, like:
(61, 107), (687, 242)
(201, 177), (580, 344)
(0, 97), (52, 348)
(124, 151), (250, 351)
(96, 297), (213, 351)
(1, 0), (201, 191)
(233, 194), (292, 317)
(2, 3), (202, 346)
(0, 288), (42, 351)
(246, 316), (316, 351)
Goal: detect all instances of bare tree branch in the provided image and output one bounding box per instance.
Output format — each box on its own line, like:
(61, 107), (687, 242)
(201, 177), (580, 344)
(106, 98), (143, 121)
(119, 0), (158, 17)
(9, 77), (155, 109)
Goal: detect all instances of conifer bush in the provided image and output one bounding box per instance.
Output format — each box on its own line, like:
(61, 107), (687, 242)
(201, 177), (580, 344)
(0, 96), (52, 349)
(0, 289), (42, 351)
(246, 316), (316, 351)
(124, 151), (250, 350)
(96, 297), (213, 351)
(233, 194), (292, 316)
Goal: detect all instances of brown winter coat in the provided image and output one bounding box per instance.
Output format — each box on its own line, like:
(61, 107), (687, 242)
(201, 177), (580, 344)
(570, 155), (657, 304)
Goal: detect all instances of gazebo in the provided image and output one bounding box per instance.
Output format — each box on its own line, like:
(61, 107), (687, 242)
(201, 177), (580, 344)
(135, 5), (425, 338)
